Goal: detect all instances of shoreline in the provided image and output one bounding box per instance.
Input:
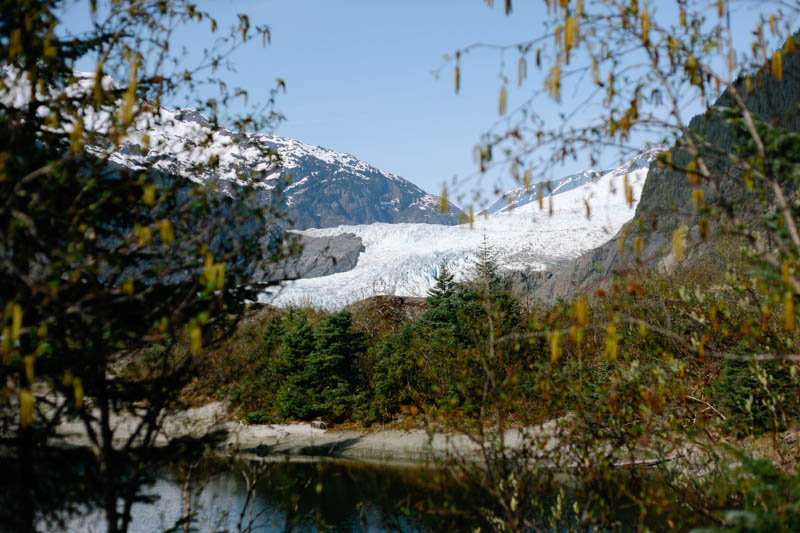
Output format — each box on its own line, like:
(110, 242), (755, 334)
(51, 401), (566, 467)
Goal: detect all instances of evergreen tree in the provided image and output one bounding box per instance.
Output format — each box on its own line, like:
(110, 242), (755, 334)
(427, 260), (456, 304)
(275, 314), (316, 420)
(276, 311), (364, 421)
(311, 311), (365, 420)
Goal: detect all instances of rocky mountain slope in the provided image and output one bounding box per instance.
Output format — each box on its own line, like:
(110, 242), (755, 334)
(532, 38), (800, 300)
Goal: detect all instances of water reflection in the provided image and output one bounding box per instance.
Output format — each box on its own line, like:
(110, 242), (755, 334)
(65, 458), (478, 532)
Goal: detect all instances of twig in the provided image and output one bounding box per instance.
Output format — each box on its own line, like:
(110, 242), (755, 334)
(686, 395), (727, 421)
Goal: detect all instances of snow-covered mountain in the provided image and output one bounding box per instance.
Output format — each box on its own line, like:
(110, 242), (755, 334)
(266, 148), (662, 309)
(1, 68), (460, 229)
(483, 148), (662, 215)
(109, 106), (461, 228)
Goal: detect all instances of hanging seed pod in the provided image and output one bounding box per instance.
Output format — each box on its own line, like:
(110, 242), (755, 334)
(24, 355), (34, 384)
(73, 377), (84, 408)
(190, 326), (203, 355)
(785, 291), (795, 331)
(698, 217), (709, 239)
(771, 51), (783, 80)
(546, 65), (561, 99)
(143, 184), (157, 206)
(11, 303), (22, 341)
(691, 188), (705, 210)
(564, 16), (578, 62)
(498, 86), (507, 115)
(640, 9), (650, 45)
(624, 174), (633, 206)
(634, 236), (644, 260)
(672, 225), (686, 261)
(136, 225), (152, 247)
(550, 330), (561, 363)
(711, 305), (720, 332)
(573, 297), (588, 327)
(70, 116), (84, 153)
(19, 390), (34, 427)
(454, 64), (460, 94)
(157, 219), (174, 243)
(605, 324), (618, 361)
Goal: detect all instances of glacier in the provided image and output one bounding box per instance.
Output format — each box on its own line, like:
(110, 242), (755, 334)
(264, 149), (661, 309)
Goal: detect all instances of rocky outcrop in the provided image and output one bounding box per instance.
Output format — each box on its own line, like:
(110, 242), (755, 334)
(533, 36), (800, 300)
(278, 232), (365, 280)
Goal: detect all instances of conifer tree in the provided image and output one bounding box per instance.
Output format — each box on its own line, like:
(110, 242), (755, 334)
(427, 260), (456, 304)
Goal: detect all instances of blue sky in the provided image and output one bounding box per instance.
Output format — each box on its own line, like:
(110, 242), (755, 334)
(59, 1), (795, 206)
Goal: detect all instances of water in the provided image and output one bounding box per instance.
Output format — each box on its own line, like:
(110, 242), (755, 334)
(63, 458), (482, 532)
(4, 449), (686, 532)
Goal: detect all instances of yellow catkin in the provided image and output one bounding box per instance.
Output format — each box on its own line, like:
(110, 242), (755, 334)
(143, 185), (157, 206)
(564, 16), (577, 61)
(634, 236), (644, 260)
(73, 377), (84, 408)
(190, 326), (203, 355)
(70, 116), (84, 153)
(93, 60), (105, 106)
(23, 354), (34, 384)
(121, 57), (138, 126)
(440, 184), (449, 214)
(136, 225), (152, 247)
(573, 297), (588, 327)
(203, 253), (214, 285)
(546, 65), (561, 100)
(718, 0), (724, 17)
(550, 330), (561, 363)
(214, 264), (226, 290)
(785, 291), (795, 331)
(624, 174), (633, 206)
(19, 390), (33, 427)
(469, 206), (474, 229)
(686, 160), (699, 185)
(454, 64), (460, 94)
(498, 86), (507, 115)
(605, 325), (618, 361)
(518, 57), (527, 86)
(698, 217), (709, 239)
(711, 306), (720, 332)
(771, 51), (783, 80)
(672, 225), (686, 261)
(692, 188), (705, 210)
(783, 261), (792, 286)
(523, 170), (531, 192)
(157, 219), (174, 243)
(122, 279), (134, 296)
(538, 185), (544, 210)
(11, 303), (22, 341)
(640, 9), (650, 44)
(618, 235), (625, 256)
